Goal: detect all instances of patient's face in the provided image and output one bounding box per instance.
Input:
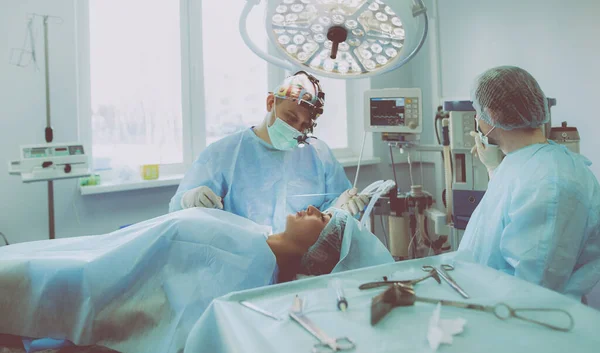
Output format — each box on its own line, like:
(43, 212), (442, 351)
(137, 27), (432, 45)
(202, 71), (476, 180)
(285, 205), (332, 249)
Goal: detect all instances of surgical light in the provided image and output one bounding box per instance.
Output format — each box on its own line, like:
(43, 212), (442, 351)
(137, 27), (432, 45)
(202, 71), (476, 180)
(240, 0), (428, 79)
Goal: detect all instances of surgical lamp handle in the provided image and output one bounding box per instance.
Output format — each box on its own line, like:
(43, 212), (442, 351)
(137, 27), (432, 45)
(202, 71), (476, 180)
(240, 0), (295, 72)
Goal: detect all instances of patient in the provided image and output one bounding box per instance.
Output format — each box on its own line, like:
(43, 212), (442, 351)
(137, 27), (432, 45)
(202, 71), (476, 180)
(0, 206), (392, 353)
(268, 205), (345, 282)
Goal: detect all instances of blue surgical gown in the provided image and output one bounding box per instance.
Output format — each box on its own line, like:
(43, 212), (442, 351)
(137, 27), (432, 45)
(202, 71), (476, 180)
(459, 141), (600, 299)
(169, 128), (352, 233)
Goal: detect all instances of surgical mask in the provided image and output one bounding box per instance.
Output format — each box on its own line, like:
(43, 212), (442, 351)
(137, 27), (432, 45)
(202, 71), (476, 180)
(267, 105), (302, 151)
(476, 118), (497, 147)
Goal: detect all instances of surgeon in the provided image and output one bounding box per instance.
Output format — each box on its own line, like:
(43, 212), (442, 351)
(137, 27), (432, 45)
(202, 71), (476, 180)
(169, 71), (369, 232)
(459, 65), (600, 301)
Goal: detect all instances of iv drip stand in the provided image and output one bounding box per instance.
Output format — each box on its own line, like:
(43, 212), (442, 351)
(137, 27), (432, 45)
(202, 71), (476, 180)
(42, 16), (56, 239)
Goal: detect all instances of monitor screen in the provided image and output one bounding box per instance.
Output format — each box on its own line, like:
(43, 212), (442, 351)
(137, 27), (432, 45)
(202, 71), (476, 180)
(370, 97), (405, 127)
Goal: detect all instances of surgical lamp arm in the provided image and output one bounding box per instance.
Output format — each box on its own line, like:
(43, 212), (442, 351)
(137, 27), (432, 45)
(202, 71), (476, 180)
(240, 0), (295, 72)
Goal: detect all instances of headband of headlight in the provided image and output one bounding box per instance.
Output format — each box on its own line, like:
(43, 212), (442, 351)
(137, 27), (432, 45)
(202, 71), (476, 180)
(272, 70), (326, 134)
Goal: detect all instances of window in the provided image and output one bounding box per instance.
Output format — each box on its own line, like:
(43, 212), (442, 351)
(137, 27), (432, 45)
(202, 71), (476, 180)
(314, 78), (348, 150)
(200, 0), (268, 146)
(79, 0), (364, 190)
(199, 0), (351, 152)
(88, 0), (184, 172)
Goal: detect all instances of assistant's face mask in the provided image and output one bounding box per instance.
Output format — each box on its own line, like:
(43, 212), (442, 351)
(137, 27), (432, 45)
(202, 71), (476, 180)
(476, 117), (497, 147)
(267, 104), (302, 151)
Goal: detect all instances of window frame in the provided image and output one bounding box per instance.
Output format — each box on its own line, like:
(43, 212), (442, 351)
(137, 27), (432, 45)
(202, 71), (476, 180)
(76, 0), (192, 179)
(76, 0), (371, 191)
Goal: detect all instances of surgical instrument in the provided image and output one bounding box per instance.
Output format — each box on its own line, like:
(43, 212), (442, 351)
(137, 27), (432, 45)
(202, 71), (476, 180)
(359, 269), (441, 290)
(422, 264), (469, 298)
(287, 193), (341, 198)
(239, 301), (282, 321)
(330, 279), (348, 311)
(371, 284), (574, 332)
(290, 297), (356, 352)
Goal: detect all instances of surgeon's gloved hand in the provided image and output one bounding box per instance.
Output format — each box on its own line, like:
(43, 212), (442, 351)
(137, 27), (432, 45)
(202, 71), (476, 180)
(470, 131), (503, 177)
(333, 188), (370, 216)
(181, 186), (223, 209)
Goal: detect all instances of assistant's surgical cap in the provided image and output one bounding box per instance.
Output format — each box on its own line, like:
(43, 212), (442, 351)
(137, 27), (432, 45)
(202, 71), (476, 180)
(471, 66), (550, 130)
(272, 72), (325, 119)
(299, 209), (346, 276)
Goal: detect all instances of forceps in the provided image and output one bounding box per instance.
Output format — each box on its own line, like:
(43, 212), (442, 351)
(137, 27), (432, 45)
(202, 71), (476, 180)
(290, 297), (356, 352)
(371, 284), (574, 332)
(358, 269), (441, 290)
(422, 264), (469, 298)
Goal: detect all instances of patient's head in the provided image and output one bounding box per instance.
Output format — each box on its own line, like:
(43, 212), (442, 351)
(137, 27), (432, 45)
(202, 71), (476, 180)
(268, 206), (347, 280)
(284, 205), (333, 250)
(298, 209), (347, 276)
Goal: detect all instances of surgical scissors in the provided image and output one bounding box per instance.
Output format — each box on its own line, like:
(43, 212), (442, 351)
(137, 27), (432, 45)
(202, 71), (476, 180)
(290, 297), (355, 352)
(422, 264), (469, 298)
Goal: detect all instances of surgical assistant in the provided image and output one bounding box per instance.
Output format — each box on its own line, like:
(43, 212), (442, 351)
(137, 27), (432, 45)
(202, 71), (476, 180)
(169, 72), (368, 233)
(459, 66), (600, 300)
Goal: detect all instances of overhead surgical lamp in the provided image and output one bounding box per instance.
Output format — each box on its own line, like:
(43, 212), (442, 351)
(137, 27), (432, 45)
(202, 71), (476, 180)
(240, 0), (429, 79)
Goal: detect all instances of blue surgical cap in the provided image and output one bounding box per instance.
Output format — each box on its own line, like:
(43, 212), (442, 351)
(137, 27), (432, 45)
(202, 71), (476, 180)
(471, 66), (550, 130)
(299, 209), (347, 276)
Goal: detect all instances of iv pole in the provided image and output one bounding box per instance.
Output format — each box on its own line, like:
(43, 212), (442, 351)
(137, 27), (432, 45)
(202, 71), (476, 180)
(9, 13), (82, 240)
(42, 15), (56, 239)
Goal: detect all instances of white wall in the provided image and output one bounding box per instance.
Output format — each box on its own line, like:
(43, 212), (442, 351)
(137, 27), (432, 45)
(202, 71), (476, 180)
(437, 0), (600, 178)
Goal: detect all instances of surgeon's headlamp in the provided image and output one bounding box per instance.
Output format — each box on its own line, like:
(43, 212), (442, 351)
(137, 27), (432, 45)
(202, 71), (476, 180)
(280, 70), (325, 148)
(292, 70), (325, 120)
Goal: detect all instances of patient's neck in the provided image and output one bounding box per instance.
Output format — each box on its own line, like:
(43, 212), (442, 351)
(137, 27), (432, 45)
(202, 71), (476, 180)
(267, 233), (304, 282)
